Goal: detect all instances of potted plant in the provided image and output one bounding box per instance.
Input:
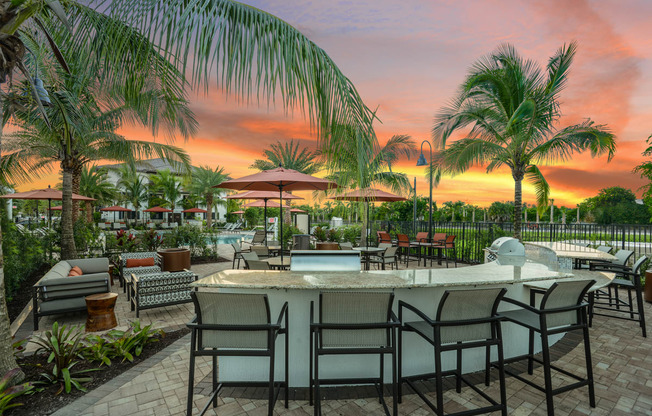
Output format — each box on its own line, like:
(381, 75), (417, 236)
(316, 227), (340, 250)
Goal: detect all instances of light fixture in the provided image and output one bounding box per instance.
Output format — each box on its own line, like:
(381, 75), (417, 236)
(25, 47), (51, 106)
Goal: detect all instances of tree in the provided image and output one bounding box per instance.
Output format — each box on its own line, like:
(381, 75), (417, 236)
(188, 165), (230, 229)
(79, 167), (116, 223)
(251, 139), (323, 175)
(115, 164), (148, 224)
(150, 170), (182, 211)
(432, 42), (616, 240)
(581, 187), (648, 225)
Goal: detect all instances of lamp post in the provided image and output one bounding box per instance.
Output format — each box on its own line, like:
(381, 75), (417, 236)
(416, 140), (433, 240)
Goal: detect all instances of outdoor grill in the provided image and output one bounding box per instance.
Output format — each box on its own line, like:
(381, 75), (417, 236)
(290, 250), (361, 271)
(484, 237), (525, 265)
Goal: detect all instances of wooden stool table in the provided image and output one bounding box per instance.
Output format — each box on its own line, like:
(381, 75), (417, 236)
(85, 293), (118, 332)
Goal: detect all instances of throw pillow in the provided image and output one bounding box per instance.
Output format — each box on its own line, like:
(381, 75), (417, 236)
(126, 257), (155, 268)
(67, 266), (83, 277)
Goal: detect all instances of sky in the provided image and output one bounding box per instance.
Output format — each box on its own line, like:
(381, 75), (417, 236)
(23, 0), (652, 208)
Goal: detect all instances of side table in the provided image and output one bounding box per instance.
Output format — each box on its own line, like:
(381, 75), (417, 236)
(85, 293), (118, 332)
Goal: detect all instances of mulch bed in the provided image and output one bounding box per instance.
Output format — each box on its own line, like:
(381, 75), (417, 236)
(7, 263), (51, 322)
(8, 327), (190, 416)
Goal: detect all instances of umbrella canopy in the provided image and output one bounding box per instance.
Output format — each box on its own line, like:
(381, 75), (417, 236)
(0, 187), (96, 201)
(144, 206), (173, 213)
(49, 206), (83, 211)
(182, 207), (208, 213)
(232, 210), (245, 215)
(99, 205), (132, 212)
(331, 188), (406, 247)
(290, 208), (307, 213)
(218, 166), (337, 260)
(244, 200), (285, 208)
(226, 190), (303, 200)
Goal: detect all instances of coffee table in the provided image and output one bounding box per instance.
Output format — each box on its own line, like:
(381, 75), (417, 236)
(85, 293), (118, 332)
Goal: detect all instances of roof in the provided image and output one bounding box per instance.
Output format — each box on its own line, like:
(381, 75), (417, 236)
(98, 158), (196, 175)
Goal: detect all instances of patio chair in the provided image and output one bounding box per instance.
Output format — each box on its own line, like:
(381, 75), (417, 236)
(589, 255), (648, 337)
(339, 242), (353, 250)
(310, 291), (399, 416)
(250, 230), (267, 246)
(252, 245), (270, 259)
(399, 287), (507, 416)
(500, 280), (596, 415)
(378, 242), (393, 250)
(241, 252), (260, 269)
(396, 234), (411, 265)
(414, 232), (429, 243)
(370, 246), (399, 270)
(247, 260), (271, 270)
(596, 245), (613, 254)
(441, 235), (457, 268)
(119, 252), (163, 296)
(231, 242), (251, 269)
(377, 231), (393, 245)
(186, 292), (288, 416)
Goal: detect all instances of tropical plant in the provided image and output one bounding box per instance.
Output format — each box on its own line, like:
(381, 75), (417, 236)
(31, 322), (96, 394)
(79, 166), (117, 223)
(115, 164), (147, 225)
(187, 165), (229, 229)
(103, 321), (164, 363)
(141, 229), (164, 251)
(149, 170), (182, 211)
(431, 42), (616, 239)
(634, 134), (652, 200)
(0, 368), (33, 413)
(251, 139), (323, 174)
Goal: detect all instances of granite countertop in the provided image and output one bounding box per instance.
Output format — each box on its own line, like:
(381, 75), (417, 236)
(525, 241), (616, 261)
(191, 259), (614, 290)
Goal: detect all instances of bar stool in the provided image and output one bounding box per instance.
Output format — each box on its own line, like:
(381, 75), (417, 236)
(310, 291), (399, 416)
(589, 255), (648, 337)
(186, 292), (288, 416)
(500, 280), (596, 416)
(398, 287), (508, 416)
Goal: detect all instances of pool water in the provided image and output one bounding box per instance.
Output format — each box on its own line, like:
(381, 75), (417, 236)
(205, 233), (251, 245)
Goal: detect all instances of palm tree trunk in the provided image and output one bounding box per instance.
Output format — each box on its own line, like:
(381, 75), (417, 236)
(0, 105), (23, 380)
(205, 194), (213, 229)
(72, 166), (82, 223)
(86, 202), (93, 223)
(513, 177), (523, 241)
(61, 165), (77, 259)
(360, 202), (368, 246)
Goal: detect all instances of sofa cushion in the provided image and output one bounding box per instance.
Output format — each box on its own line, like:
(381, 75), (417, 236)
(40, 262), (72, 283)
(66, 258), (109, 274)
(126, 257), (155, 268)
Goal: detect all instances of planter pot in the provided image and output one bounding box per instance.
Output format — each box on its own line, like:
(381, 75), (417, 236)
(645, 272), (652, 303)
(316, 242), (339, 251)
(158, 248), (191, 272)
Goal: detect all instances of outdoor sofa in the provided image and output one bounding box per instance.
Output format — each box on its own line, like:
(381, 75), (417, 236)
(32, 258), (111, 330)
(129, 270), (198, 317)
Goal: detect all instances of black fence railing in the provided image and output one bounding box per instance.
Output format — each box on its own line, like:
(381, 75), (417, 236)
(368, 221), (652, 264)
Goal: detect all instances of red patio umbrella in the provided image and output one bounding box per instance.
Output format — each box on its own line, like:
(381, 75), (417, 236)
(232, 210), (245, 215)
(331, 188), (406, 246)
(290, 208), (307, 213)
(244, 200), (283, 208)
(182, 207), (208, 213)
(100, 205), (132, 222)
(0, 185), (95, 227)
(218, 166), (337, 260)
(143, 206), (173, 212)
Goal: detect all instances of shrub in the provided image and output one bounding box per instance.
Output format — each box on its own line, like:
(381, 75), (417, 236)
(81, 321), (164, 365)
(326, 228), (341, 242)
(31, 322), (96, 394)
(339, 224), (362, 245)
(165, 225), (208, 258)
(141, 229), (164, 251)
(0, 368), (33, 413)
(313, 226), (327, 242)
(280, 224), (302, 250)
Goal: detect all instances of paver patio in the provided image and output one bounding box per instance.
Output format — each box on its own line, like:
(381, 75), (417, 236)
(15, 245), (652, 415)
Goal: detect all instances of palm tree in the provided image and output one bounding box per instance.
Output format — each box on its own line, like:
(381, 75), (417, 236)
(115, 164), (148, 225)
(251, 139), (323, 174)
(79, 167), (117, 223)
(188, 165), (230, 229)
(432, 43), (616, 240)
(0, 0), (377, 379)
(150, 170), (182, 211)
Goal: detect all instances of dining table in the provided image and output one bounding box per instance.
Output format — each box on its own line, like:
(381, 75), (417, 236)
(352, 246), (385, 270)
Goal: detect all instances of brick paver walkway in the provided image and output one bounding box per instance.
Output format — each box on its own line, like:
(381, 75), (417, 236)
(19, 246), (652, 415)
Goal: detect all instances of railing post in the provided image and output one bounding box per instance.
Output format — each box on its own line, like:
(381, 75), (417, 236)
(461, 222), (466, 263)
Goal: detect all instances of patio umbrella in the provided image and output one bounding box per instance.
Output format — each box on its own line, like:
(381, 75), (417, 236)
(217, 166), (337, 261)
(100, 205), (132, 223)
(331, 188), (406, 247)
(182, 207), (208, 222)
(244, 200), (283, 208)
(0, 185), (95, 227)
(144, 206), (173, 224)
(290, 208), (306, 213)
(227, 190), (303, 243)
(232, 210), (245, 215)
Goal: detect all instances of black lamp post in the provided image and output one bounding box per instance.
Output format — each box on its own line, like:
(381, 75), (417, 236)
(416, 140), (433, 240)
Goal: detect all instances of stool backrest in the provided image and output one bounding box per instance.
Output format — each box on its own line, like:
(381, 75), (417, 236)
(397, 234), (410, 247)
(192, 292), (270, 349)
(384, 247), (398, 258)
(631, 255), (648, 274)
(415, 232), (429, 242)
(612, 249), (634, 266)
(231, 242), (242, 254)
(252, 246), (269, 257)
(444, 235), (456, 247)
(319, 291), (393, 348)
(432, 233), (446, 243)
(378, 243), (392, 250)
(436, 288), (506, 343)
(540, 280), (595, 328)
(596, 245), (613, 254)
(247, 260), (270, 270)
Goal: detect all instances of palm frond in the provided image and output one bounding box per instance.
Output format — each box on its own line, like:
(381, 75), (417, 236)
(524, 165), (550, 213)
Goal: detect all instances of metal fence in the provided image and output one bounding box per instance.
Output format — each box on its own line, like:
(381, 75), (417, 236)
(369, 220), (652, 264)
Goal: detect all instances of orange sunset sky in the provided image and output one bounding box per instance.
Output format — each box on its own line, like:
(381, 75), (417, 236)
(21, 0), (652, 208)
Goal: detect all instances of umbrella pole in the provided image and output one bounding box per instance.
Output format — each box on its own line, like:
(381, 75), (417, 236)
(264, 199), (268, 245)
(48, 199), (51, 228)
(279, 186), (284, 262)
(366, 201), (370, 247)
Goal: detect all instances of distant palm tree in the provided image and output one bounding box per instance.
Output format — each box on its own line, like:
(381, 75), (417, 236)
(251, 139), (323, 174)
(79, 167), (117, 223)
(115, 164), (148, 225)
(432, 42), (616, 240)
(150, 170), (182, 211)
(188, 165), (230, 229)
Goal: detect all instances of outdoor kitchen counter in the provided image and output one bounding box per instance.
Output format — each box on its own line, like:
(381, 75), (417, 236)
(192, 259), (613, 290)
(191, 260), (613, 388)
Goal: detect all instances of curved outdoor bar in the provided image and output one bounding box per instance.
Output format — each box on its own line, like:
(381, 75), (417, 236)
(191, 243), (613, 387)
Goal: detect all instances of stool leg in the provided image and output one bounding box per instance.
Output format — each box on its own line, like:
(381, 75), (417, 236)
(212, 355), (218, 407)
(397, 325), (403, 402)
(497, 324), (507, 416)
(635, 287), (647, 337)
(309, 329), (314, 406)
(392, 328), (398, 416)
(528, 328), (535, 375)
(456, 343), (462, 393)
(582, 309), (596, 407)
(435, 344), (444, 416)
(540, 331), (555, 416)
(268, 343), (275, 416)
(485, 344), (491, 386)
(187, 334), (196, 416)
(379, 353), (384, 404)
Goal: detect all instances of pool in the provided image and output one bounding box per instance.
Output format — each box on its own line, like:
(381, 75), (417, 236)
(205, 233), (251, 245)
